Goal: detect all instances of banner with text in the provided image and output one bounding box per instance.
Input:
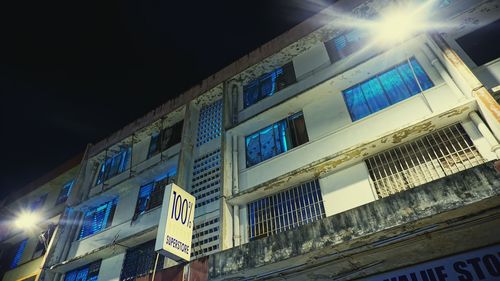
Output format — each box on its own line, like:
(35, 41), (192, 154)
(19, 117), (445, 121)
(364, 244), (500, 281)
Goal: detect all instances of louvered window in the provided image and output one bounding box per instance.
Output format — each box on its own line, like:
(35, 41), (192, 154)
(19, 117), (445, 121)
(78, 198), (118, 240)
(10, 238), (28, 268)
(64, 260), (101, 281)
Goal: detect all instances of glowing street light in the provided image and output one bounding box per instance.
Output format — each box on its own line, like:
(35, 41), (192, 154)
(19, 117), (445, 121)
(367, 1), (435, 47)
(14, 211), (41, 231)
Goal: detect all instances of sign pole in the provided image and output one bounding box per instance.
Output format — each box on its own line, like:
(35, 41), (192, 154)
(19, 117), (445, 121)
(151, 252), (159, 281)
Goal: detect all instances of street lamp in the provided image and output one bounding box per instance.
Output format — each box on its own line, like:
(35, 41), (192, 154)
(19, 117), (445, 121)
(367, 1), (435, 47)
(14, 210), (41, 231)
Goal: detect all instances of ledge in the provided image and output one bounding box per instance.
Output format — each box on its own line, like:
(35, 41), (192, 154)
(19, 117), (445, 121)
(208, 161), (500, 279)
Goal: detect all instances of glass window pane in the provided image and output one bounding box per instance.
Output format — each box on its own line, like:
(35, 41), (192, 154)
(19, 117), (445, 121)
(243, 80), (260, 108)
(378, 68), (412, 103)
(259, 126), (277, 162)
(360, 78), (390, 113)
(343, 86), (371, 121)
(245, 133), (261, 167)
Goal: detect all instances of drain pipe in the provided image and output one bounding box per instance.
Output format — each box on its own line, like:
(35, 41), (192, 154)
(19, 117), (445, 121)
(421, 42), (464, 99)
(232, 134), (241, 247)
(469, 111), (500, 160)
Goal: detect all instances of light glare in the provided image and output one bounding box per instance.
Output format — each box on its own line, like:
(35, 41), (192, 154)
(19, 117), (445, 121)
(369, 3), (433, 46)
(14, 211), (40, 230)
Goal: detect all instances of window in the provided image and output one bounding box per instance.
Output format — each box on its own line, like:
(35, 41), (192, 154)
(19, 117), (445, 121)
(366, 123), (485, 198)
(246, 112), (308, 167)
(248, 179), (325, 240)
(30, 193), (48, 211)
(456, 19), (500, 66)
(10, 239), (28, 268)
(243, 62), (296, 108)
(95, 147), (130, 185)
(325, 29), (368, 63)
(343, 58), (434, 121)
(147, 120), (184, 158)
(134, 174), (175, 217)
(196, 100), (223, 147)
(56, 180), (74, 205)
(32, 225), (55, 259)
(64, 260), (101, 281)
(78, 198), (118, 240)
(120, 240), (164, 281)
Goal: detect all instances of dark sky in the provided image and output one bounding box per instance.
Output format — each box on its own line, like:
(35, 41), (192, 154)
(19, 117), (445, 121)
(0, 0), (333, 200)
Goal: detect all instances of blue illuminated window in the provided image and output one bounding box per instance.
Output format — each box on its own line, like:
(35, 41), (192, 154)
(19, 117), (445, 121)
(343, 58), (434, 121)
(10, 239), (28, 268)
(64, 260), (101, 281)
(78, 198), (118, 240)
(325, 29), (368, 63)
(56, 180), (74, 205)
(243, 62), (296, 108)
(148, 120), (184, 158)
(95, 147), (130, 185)
(30, 193), (48, 211)
(246, 112), (308, 167)
(134, 172), (176, 217)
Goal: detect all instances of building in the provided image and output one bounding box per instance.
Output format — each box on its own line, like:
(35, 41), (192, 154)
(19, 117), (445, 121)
(2, 0), (500, 280)
(0, 155), (82, 281)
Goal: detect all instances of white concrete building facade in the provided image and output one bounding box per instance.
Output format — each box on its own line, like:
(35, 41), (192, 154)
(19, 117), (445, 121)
(2, 0), (499, 280)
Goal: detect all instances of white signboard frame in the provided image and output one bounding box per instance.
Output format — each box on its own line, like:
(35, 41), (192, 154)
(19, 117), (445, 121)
(155, 183), (196, 262)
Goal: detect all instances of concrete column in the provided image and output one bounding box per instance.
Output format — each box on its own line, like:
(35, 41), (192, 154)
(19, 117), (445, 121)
(430, 32), (500, 142)
(469, 111), (500, 159)
(176, 102), (198, 190)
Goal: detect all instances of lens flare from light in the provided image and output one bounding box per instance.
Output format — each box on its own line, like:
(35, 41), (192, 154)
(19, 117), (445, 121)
(14, 211), (40, 230)
(369, 3), (432, 46)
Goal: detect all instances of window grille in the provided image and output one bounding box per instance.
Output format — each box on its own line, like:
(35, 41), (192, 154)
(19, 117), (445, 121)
(10, 239), (28, 269)
(343, 58), (434, 121)
(78, 198), (118, 240)
(196, 99), (223, 147)
(248, 179), (325, 240)
(246, 112), (308, 167)
(56, 180), (74, 205)
(325, 29), (368, 63)
(120, 240), (164, 281)
(96, 147), (130, 185)
(243, 62), (296, 108)
(134, 174), (175, 217)
(148, 120), (184, 158)
(191, 216), (220, 258)
(64, 260), (101, 281)
(366, 123), (485, 198)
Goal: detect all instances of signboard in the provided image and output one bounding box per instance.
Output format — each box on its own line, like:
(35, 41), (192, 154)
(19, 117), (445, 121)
(363, 244), (500, 281)
(155, 183), (196, 262)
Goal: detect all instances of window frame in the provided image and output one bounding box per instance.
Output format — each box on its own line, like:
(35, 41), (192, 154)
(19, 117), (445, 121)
(243, 62), (296, 109)
(56, 180), (74, 205)
(133, 174), (175, 218)
(147, 120), (184, 159)
(78, 198), (118, 240)
(63, 260), (101, 281)
(342, 57), (434, 122)
(245, 111), (309, 168)
(95, 147), (130, 185)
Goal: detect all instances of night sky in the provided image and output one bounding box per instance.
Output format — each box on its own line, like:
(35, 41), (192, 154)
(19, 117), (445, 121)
(0, 0), (334, 200)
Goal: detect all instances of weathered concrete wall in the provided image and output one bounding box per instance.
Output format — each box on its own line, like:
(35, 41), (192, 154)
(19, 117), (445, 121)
(207, 161), (499, 279)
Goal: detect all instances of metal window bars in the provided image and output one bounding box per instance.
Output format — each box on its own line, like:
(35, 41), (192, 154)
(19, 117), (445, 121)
(366, 123), (485, 198)
(248, 179), (325, 240)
